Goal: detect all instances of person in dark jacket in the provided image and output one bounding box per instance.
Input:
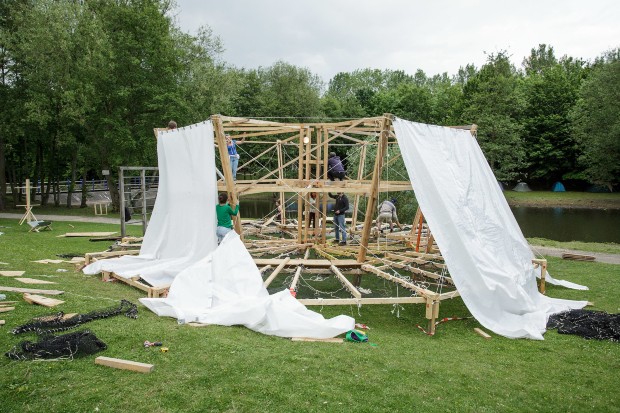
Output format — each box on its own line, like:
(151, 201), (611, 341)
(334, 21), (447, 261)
(327, 152), (346, 181)
(329, 192), (349, 245)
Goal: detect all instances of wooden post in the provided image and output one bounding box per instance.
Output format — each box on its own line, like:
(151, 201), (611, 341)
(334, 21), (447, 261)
(357, 114), (392, 262)
(212, 115), (242, 236)
(19, 179), (37, 225)
(321, 126), (329, 244)
(351, 143), (368, 232)
(276, 140), (285, 226)
(297, 128), (305, 243)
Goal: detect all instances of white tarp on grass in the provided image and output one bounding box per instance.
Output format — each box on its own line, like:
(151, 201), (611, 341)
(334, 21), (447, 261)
(140, 231), (354, 338)
(84, 121), (354, 338)
(393, 118), (587, 340)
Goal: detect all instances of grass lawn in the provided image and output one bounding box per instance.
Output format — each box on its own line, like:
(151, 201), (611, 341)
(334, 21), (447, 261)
(527, 238), (620, 255)
(504, 191), (620, 210)
(0, 218), (619, 413)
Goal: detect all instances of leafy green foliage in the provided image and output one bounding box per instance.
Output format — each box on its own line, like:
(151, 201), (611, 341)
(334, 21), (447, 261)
(571, 51), (620, 188)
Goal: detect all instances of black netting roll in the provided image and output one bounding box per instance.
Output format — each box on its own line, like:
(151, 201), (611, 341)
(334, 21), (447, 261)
(5, 330), (107, 360)
(547, 309), (620, 342)
(11, 299), (138, 335)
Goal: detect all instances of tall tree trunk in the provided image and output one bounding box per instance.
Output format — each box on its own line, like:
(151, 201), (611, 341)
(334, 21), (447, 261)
(0, 134), (6, 211)
(80, 167), (88, 208)
(9, 166), (18, 207)
(66, 148), (78, 208)
(106, 174), (120, 213)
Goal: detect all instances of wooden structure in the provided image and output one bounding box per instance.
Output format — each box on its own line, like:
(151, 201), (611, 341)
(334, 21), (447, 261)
(17, 179), (38, 225)
(86, 115), (549, 335)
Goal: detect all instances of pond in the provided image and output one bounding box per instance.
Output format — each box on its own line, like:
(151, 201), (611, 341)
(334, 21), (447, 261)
(510, 206), (620, 243)
(239, 196), (620, 243)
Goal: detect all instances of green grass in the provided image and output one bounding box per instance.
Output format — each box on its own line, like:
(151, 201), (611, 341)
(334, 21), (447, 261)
(528, 237), (620, 255)
(0, 218), (619, 412)
(504, 191), (620, 209)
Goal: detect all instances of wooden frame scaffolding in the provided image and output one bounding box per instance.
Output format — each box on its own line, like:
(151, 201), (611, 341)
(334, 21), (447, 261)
(86, 115), (548, 335)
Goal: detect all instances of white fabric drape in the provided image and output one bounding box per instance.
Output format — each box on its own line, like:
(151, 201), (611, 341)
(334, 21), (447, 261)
(140, 231), (354, 338)
(84, 121), (354, 338)
(84, 123), (218, 286)
(392, 118), (587, 339)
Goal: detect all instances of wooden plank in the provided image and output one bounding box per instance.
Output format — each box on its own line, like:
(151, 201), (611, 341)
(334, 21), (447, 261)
(23, 293), (65, 307)
(562, 253), (595, 261)
(255, 258), (361, 268)
(62, 232), (118, 237)
(297, 297), (426, 305)
(290, 266), (303, 292)
(291, 337), (343, 343)
(474, 328), (492, 340)
(361, 264), (438, 299)
(0, 286), (64, 295)
(95, 356), (154, 373)
(330, 265), (362, 299)
(0, 271), (25, 277)
(15, 277), (57, 285)
(263, 257), (290, 288)
(0, 307), (15, 313)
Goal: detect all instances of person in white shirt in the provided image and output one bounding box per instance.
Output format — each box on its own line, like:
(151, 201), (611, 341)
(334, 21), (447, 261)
(376, 198), (403, 233)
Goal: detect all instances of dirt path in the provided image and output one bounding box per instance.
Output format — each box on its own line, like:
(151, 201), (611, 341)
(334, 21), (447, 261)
(0, 212), (119, 225)
(530, 245), (620, 265)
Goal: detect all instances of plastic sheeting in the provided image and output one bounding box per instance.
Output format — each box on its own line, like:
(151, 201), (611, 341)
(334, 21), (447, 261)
(392, 118), (587, 339)
(141, 231), (354, 338)
(84, 123), (218, 286)
(84, 121), (354, 338)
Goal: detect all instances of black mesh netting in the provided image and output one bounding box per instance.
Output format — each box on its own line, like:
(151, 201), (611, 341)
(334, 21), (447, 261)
(547, 309), (620, 342)
(5, 330), (107, 360)
(11, 299), (138, 335)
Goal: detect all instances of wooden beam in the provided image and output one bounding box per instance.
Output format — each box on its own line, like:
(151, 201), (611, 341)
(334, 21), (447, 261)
(290, 266), (303, 292)
(263, 257), (291, 287)
(0, 286), (64, 295)
(95, 356), (154, 373)
(212, 114), (242, 236)
(330, 265), (361, 299)
(358, 114), (391, 262)
(23, 293), (65, 307)
(474, 327), (492, 339)
(361, 264), (438, 299)
(297, 297), (426, 305)
(291, 337), (343, 343)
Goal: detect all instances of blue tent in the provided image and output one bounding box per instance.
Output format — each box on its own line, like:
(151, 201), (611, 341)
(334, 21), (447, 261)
(551, 182), (566, 192)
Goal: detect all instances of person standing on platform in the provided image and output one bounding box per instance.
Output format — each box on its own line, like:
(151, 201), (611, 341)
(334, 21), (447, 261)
(329, 192), (349, 245)
(225, 134), (245, 180)
(216, 192), (239, 244)
(308, 192), (318, 234)
(167, 120), (177, 129)
(327, 152), (346, 181)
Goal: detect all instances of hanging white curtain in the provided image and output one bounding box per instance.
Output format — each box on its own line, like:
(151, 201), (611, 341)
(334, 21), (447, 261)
(84, 120), (354, 338)
(393, 118), (587, 339)
(83, 122), (218, 286)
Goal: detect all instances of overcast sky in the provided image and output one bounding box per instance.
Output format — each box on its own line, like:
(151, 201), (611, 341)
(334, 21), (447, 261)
(173, 0), (619, 82)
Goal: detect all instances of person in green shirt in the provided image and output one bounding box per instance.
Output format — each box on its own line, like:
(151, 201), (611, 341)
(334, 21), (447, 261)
(216, 192), (239, 244)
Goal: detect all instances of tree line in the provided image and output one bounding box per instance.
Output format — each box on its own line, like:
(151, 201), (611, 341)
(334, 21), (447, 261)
(1, 0), (618, 211)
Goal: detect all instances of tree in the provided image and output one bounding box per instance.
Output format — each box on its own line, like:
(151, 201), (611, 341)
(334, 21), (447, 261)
(461, 52), (527, 181)
(521, 52), (586, 184)
(571, 51), (620, 189)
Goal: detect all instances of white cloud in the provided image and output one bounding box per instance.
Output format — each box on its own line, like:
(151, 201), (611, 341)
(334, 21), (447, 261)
(174, 0), (620, 80)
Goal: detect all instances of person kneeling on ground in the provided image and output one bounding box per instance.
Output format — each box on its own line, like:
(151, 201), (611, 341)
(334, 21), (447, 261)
(376, 197), (403, 233)
(216, 192), (239, 244)
(327, 152), (346, 181)
(329, 192), (349, 245)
